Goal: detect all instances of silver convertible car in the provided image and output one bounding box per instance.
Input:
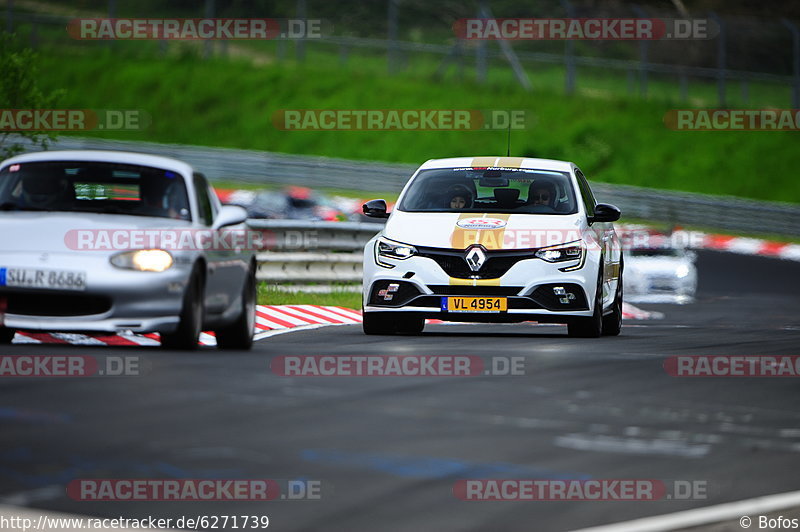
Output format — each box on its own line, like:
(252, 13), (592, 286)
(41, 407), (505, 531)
(0, 150), (257, 350)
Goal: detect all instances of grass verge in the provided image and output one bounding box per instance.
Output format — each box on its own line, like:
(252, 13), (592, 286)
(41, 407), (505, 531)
(29, 45), (800, 203)
(257, 284), (362, 309)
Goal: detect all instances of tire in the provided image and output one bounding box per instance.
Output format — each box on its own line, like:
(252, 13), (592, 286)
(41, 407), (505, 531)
(362, 310), (396, 335)
(215, 266), (256, 350)
(0, 328), (15, 344)
(602, 267), (623, 337)
(568, 271), (603, 338)
(395, 315), (425, 335)
(160, 268), (204, 350)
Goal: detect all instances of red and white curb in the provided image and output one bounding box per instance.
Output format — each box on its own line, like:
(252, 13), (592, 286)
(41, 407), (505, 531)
(699, 233), (800, 260)
(8, 303), (657, 346)
(618, 224), (800, 261)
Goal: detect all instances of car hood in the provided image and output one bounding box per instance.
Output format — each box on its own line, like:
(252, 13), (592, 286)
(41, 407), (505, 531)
(383, 210), (587, 250)
(0, 211), (192, 253)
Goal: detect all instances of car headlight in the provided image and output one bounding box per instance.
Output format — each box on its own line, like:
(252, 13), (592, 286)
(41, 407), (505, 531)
(375, 237), (417, 268)
(110, 249), (174, 272)
(676, 264), (690, 278)
(534, 240), (585, 271)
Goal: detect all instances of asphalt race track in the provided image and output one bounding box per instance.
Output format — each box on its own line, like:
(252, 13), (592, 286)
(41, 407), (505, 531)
(0, 250), (798, 532)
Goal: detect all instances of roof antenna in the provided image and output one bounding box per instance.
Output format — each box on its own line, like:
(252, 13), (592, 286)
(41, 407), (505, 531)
(506, 120), (512, 157)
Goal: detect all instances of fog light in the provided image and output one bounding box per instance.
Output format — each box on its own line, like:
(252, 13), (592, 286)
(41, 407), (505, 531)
(553, 287), (566, 295)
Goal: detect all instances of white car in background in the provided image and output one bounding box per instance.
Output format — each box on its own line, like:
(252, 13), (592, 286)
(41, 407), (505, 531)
(623, 244), (698, 304)
(361, 157), (623, 338)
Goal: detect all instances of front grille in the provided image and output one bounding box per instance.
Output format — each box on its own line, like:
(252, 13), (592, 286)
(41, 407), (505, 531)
(417, 247), (534, 279)
(0, 291), (112, 317)
(428, 286), (523, 296)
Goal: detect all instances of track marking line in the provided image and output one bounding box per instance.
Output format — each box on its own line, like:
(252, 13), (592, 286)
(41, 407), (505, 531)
(569, 489), (800, 532)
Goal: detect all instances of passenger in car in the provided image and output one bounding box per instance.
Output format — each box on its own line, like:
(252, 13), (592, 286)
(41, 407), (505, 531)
(529, 182), (557, 208)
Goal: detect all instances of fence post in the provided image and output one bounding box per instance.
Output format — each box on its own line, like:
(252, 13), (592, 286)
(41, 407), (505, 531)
(475, 0), (488, 85)
(631, 5), (649, 98)
(456, 39), (464, 80)
(107, 0), (115, 49)
(30, 19), (37, 48)
(387, 0), (398, 74)
(782, 18), (800, 108)
(627, 69), (635, 95)
(679, 68), (688, 102)
(203, 0), (214, 59)
(709, 12), (726, 107)
(5, 0), (12, 33)
(295, 0), (306, 62)
(562, 0), (576, 95)
(277, 38), (286, 62)
(482, 2), (531, 91)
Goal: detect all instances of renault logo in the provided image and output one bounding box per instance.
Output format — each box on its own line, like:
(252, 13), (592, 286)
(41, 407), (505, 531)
(465, 246), (486, 272)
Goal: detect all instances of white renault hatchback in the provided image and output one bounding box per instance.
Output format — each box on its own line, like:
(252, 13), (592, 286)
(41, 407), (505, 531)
(361, 157), (623, 338)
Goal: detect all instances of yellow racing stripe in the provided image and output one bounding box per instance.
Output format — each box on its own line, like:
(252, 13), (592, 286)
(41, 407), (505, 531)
(496, 156), (524, 168)
(448, 277), (502, 286)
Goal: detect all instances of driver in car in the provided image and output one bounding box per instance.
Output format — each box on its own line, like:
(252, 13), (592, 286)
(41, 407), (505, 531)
(529, 182), (556, 208)
(19, 171), (71, 210)
(445, 185), (473, 210)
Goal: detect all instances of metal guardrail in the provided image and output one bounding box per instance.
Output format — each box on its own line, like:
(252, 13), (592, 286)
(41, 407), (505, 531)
(249, 220), (379, 283)
(23, 137), (800, 236)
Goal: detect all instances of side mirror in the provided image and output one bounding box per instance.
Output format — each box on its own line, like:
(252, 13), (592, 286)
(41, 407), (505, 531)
(363, 199), (390, 219)
(213, 204), (248, 229)
(590, 203), (621, 223)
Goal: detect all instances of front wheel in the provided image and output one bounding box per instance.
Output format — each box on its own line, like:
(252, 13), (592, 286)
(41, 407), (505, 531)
(362, 310), (395, 335)
(0, 328), (15, 344)
(216, 266), (256, 350)
(602, 272), (623, 337)
(568, 272), (603, 338)
(161, 269), (204, 350)
(395, 315), (425, 335)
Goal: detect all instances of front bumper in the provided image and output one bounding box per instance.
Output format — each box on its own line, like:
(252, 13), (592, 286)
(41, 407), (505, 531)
(0, 252), (192, 334)
(363, 242), (600, 322)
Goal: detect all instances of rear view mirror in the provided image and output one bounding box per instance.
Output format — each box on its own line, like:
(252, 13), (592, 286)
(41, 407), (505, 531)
(478, 169), (509, 187)
(363, 199), (390, 218)
(591, 203), (621, 223)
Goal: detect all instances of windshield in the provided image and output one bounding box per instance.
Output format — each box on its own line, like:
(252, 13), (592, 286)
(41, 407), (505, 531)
(398, 167), (578, 214)
(0, 161), (191, 221)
